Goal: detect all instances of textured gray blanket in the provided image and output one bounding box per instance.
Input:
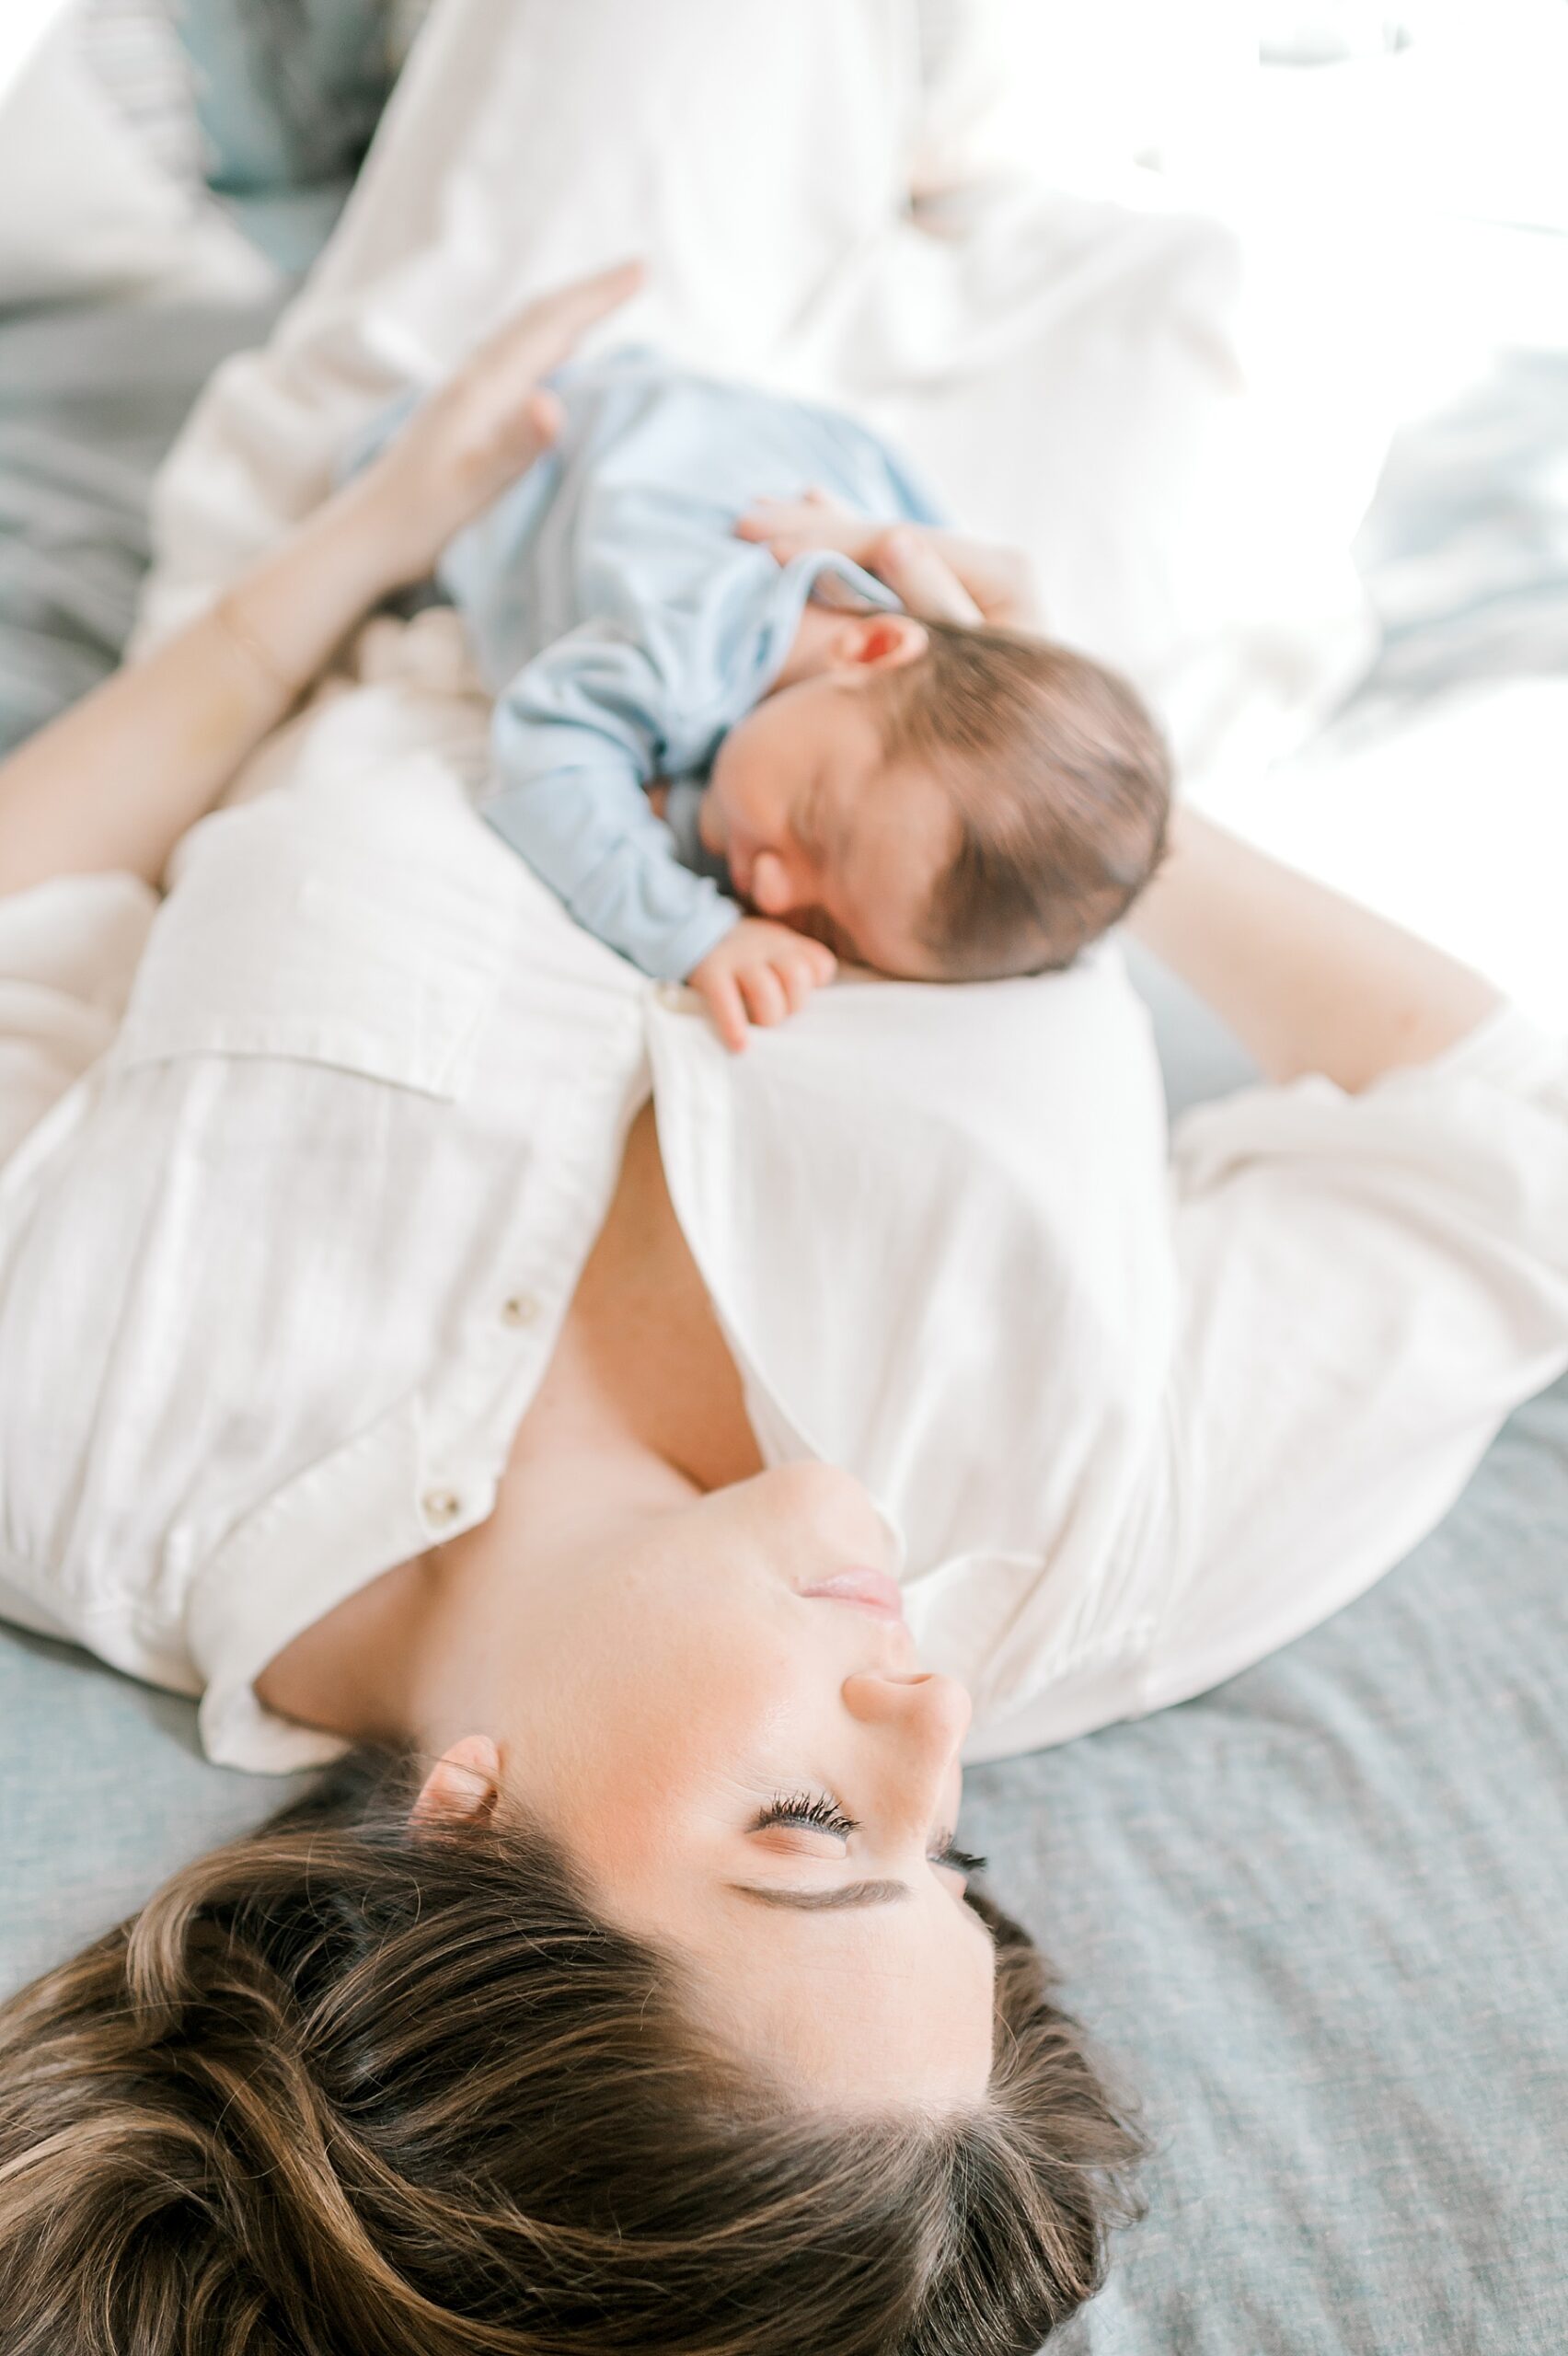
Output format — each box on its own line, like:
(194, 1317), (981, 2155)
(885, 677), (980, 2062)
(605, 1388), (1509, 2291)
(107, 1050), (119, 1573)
(973, 1365), (1568, 2354)
(0, 295), (279, 753)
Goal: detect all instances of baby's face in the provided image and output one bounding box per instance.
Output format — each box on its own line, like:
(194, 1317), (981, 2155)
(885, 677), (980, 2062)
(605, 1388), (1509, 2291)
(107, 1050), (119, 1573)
(702, 677), (956, 977)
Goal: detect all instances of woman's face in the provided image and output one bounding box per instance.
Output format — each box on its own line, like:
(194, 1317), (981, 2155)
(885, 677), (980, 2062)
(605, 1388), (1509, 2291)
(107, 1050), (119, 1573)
(467, 1462), (997, 2113)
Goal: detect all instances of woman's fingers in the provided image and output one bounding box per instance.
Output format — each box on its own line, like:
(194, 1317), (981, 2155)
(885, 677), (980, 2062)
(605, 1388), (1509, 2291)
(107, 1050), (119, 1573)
(733, 491), (860, 563)
(464, 261), (643, 422)
(508, 258), (646, 377)
(869, 530), (984, 625)
(366, 264), (643, 580)
(527, 387), (565, 438)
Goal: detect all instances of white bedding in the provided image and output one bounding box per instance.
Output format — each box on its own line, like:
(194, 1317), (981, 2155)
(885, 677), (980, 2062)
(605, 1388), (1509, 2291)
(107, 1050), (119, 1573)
(0, 8), (275, 307)
(135, 0), (1389, 796)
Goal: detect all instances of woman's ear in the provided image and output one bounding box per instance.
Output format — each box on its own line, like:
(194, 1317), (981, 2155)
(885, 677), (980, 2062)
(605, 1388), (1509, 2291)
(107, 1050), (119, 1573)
(835, 612), (929, 673)
(410, 1734), (502, 1828)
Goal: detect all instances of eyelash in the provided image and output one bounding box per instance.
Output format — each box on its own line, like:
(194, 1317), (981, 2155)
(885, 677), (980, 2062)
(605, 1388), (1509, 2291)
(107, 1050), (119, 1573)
(755, 1792), (988, 1878)
(756, 1790), (858, 1840)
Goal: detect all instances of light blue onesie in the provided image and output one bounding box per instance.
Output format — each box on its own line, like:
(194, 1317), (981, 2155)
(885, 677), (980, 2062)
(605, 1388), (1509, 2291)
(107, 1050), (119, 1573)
(416, 350), (943, 980)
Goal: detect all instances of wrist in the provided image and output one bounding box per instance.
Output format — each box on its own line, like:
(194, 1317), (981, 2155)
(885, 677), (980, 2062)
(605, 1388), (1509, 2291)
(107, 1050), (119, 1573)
(220, 483), (409, 695)
(210, 591), (301, 702)
(314, 470), (430, 601)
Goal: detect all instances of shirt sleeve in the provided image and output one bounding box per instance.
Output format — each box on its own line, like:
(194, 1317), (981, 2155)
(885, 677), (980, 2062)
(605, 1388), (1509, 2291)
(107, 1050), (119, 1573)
(131, 0), (920, 650)
(1145, 1006), (1568, 1715)
(487, 623), (740, 982)
(0, 874), (156, 1163)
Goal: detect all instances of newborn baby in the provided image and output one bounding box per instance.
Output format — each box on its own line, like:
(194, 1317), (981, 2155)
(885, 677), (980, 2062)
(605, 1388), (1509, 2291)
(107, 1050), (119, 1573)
(411, 348), (1170, 1046)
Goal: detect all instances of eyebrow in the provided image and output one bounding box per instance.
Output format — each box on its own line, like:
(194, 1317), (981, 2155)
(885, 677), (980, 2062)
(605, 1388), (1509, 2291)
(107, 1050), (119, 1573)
(730, 1880), (911, 1911)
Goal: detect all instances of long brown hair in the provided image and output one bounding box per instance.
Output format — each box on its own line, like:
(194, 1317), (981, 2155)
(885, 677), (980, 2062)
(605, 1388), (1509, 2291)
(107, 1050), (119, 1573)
(0, 1746), (1141, 2354)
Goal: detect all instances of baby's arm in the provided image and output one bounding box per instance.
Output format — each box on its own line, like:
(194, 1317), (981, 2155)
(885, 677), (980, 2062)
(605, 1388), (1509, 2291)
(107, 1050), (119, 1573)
(735, 492), (1040, 629)
(492, 642), (834, 1048)
(490, 631), (741, 984)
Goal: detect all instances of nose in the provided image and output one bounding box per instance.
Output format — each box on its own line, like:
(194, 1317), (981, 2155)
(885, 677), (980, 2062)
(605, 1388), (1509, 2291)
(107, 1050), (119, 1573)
(841, 1669), (973, 1768)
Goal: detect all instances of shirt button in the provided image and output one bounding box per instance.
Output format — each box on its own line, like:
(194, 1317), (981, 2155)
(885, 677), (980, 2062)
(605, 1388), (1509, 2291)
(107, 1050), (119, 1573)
(501, 1292), (540, 1329)
(421, 1486), (462, 1527)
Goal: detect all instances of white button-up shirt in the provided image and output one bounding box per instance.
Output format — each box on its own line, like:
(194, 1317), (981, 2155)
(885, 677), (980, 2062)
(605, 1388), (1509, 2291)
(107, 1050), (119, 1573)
(4, 644), (1567, 1773)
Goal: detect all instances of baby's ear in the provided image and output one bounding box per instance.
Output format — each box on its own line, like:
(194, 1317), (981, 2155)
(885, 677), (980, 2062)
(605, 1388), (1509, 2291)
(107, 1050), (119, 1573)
(410, 1735), (502, 1828)
(838, 613), (929, 673)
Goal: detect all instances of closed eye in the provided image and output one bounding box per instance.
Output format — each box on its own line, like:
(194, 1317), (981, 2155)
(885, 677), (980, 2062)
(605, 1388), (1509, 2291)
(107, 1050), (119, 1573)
(931, 1839), (987, 1877)
(750, 1796), (986, 1881)
(752, 1791), (859, 1840)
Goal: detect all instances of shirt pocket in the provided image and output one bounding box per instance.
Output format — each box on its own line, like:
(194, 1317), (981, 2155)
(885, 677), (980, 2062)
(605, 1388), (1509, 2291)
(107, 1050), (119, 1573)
(112, 781), (505, 1099)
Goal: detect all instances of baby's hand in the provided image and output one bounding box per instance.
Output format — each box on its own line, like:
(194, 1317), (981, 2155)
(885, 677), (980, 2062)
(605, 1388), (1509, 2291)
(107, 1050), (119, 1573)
(687, 918), (836, 1053)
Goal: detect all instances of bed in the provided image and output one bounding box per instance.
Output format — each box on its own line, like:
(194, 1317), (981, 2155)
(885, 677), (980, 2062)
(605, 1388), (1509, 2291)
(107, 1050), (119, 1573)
(3, 55), (1567, 2356)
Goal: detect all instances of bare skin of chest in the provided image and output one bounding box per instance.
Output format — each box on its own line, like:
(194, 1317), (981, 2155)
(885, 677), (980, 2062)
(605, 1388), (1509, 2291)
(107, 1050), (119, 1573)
(513, 1097), (763, 1496)
(256, 1101), (760, 1735)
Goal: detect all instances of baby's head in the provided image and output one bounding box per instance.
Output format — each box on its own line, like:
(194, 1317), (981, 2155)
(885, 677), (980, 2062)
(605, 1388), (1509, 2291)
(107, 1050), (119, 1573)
(702, 613), (1170, 979)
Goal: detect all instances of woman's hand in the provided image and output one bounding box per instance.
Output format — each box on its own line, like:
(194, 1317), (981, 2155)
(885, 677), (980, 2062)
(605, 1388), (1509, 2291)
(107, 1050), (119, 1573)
(357, 260), (643, 589)
(737, 492), (979, 623)
(735, 491), (1038, 629)
(735, 489), (885, 572)
(0, 261), (640, 899)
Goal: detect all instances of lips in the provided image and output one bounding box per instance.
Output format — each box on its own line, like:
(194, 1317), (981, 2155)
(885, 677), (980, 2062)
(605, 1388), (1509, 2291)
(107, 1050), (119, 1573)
(800, 1566), (906, 1623)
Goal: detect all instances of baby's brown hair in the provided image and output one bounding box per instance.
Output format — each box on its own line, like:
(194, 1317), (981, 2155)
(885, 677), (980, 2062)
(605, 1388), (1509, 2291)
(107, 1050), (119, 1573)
(877, 619), (1171, 979)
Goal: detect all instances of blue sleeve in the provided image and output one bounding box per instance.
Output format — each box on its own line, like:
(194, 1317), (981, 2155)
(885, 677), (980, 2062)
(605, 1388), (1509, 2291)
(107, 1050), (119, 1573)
(661, 780), (729, 883)
(485, 622), (740, 982)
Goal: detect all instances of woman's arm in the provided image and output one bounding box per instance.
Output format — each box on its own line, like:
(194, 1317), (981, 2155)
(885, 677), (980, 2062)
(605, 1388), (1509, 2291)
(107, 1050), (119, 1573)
(0, 265), (639, 897)
(0, 488), (400, 896)
(1126, 807), (1501, 1093)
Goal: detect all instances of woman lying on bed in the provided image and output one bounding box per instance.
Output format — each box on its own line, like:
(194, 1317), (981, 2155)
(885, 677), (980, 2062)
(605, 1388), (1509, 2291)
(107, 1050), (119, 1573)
(0, 271), (1564, 2356)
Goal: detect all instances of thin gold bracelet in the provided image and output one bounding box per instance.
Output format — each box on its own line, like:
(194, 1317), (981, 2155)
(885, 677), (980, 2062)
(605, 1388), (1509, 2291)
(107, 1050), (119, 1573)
(212, 594), (301, 701)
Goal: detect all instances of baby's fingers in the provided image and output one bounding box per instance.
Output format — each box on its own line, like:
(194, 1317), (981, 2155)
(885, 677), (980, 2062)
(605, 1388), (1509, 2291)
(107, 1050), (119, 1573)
(694, 966), (749, 1054)
(778, 944), (836, 1011)
(738, 964), (789, 1031)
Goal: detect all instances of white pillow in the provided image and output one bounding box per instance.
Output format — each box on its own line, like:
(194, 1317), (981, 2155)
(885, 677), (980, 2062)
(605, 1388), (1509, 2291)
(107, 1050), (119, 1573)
(0, 6), (275, 306)
(78, 0), (207, 191)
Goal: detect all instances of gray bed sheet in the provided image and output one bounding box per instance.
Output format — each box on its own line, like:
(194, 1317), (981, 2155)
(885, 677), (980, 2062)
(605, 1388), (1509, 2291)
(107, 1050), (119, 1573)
(2, 294), (1566, 2352)
(979, 1365), (1568, 2355)
(0, 294), (282, 754)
